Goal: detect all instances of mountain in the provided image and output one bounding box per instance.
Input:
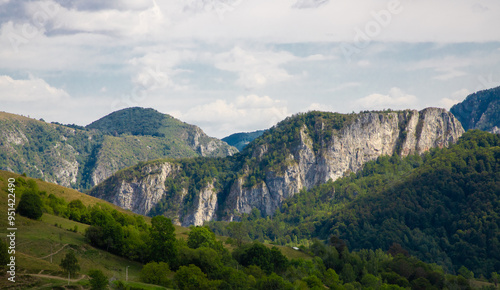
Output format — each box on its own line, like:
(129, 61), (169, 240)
(450, 86), (500, 133)
(209, 130), (500, 277)
(222, 130), (265, 151)
(0, 108), (237, 190)
(90, 108), (464, 226)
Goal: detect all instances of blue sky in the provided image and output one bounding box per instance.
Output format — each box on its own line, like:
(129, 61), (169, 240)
(0, 0), (499, 138)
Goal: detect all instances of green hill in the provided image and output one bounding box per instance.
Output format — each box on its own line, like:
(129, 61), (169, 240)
(451, 86), (500, 133)
(0, 108), (237, 190)
(222, 130), (265, 151)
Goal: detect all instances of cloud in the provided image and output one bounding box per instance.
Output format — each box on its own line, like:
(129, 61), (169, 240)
(0, 75), (69, 101)
(409, 56), (472, 81)
(439, 98), (461, 109)
(353, 87), (418, 111)
(292, 0), (329, 9)
(451, 88), (470, 100)
(306, 102), (335, 112)
(0, 75), (112, 125)
(178, 95), (290, 137)
(328, 82), (361, 92)
(214, 46), (296, 89)
(438, 88), (470, 109)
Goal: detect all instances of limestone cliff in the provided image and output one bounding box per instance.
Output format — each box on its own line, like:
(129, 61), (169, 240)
(224, 108), (464, 218)
(90, 108), (464, 226)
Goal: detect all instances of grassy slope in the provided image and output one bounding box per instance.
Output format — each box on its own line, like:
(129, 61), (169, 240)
(0, 170), (310, 288)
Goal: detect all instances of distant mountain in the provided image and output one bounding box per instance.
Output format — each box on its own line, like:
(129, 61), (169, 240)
(450, 86), (500, 133)
(90, 108), (464, 226)
(0, 108), (237, 190)
(222, 130), (265, 151)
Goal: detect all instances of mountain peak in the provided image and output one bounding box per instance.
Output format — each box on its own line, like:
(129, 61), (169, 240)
(86, 107), (176, 137)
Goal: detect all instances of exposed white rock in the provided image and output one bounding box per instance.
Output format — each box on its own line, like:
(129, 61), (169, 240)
(91, 108), (465, 226)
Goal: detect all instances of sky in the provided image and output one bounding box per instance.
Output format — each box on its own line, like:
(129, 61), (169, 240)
(0, 0), (499, 138)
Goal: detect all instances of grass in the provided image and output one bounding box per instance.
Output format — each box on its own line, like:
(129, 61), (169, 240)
(41, 214), (90, 234)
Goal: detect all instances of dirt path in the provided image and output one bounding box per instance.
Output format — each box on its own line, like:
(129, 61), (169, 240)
(40, 244), (68, 259)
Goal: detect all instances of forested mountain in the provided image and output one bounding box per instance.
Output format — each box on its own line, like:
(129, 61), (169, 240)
(208, 130), (500, 278)
(1, 170), (475, 289)
(451, 86), (500, 133)
(0, 108), (237, 190)
(90, 108), (464, 226)
(222, 130), (265, 151)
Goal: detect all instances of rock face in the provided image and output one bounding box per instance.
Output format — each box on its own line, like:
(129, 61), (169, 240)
(91, 161), (219, 226)
(224, 108), (464, 218)
(92, 162), (178, 215)
(92, 108), (464, 226)
(450, 86), (500, 132)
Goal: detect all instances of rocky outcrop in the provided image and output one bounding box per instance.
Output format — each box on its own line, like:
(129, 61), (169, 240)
(91, 162), (179, 215)
(91, 108), (464, 226)
(224, 108), (464, 218)
(182, 181), (219, 226)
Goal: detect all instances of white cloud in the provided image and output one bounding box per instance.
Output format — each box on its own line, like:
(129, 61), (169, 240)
(328, 82), (361, 92)
(306, 102), (335, 112)
(439, 98), (461, 109)
(353, 87), (418, 111)
(179, 95), (290, 137)
(128, 49), (197, 91)
(0, 75), (112, 125)
(357, 60), (370, 67)
(292, 0), (329, 9)
(0, 75), (69, 101)
(451, 88), (470, 100)
(34, 0), (166, 37)
(214, 46), (296, 89)
(438, 88), (470, 109)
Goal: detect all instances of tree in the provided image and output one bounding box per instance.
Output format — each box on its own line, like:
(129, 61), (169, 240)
(140, 262), (172, 287)
(491, 272), (499, 287)
(227, 222), (248, 247)
(17, 190), (43, 220)
(458, 266), (474, 279)
(60, 250), (80, 280)
(88, 269), (108, 290)
(174, 264), (218, 290)
(187, 226), (221, 251)
(323, 268), (342, 288)
(256, 273), (292, 290)
(149, 216), (177, 266)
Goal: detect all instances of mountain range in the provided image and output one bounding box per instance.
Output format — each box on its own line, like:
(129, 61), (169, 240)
(0, 107), (237, 190)
(89, 108), (464, 226)
(2, 86), (500, 280)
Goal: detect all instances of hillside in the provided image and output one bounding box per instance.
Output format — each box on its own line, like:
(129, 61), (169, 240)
(90, 108), (464, 226)
(222, 130), (265, 151)
(0, 171), (476, 290)
(0, 108), (237, 190)
(451, 86), (500, 133)
(208, 130), (500, 278)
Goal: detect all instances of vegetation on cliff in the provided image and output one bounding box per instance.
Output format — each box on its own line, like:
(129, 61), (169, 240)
(209, 130), (500, 278)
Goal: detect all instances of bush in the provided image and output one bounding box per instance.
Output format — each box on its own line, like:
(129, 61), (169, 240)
(17, 191), (43, 220)
(88, 269), (108, 290)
